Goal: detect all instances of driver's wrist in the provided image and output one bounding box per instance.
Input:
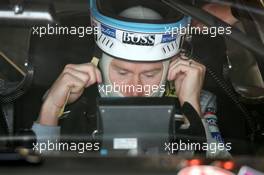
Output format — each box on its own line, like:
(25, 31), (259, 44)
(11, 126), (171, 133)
(38, 100), (60, 126)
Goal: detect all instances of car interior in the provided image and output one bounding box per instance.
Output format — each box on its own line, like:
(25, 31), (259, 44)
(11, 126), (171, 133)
(0, 0), (264, 174)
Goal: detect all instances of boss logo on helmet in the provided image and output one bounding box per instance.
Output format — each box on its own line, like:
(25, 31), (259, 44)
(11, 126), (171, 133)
(122, 33), (155, 46)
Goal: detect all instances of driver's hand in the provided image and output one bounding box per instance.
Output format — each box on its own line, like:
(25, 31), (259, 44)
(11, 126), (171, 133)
(167, 55), (206, 116)
(38, 63), (102, 126)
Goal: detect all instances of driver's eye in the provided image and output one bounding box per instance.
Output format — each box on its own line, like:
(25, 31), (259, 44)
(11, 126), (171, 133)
(144, 74), (155, 78)
(118, 70), (128, 76)
(143, 72), (159, 78)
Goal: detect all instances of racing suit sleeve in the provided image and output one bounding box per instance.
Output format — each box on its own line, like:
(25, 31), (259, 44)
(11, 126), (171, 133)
(31, 122), (60, 152)
(32, 89), (61, 146)
(200, 90), (232, 158)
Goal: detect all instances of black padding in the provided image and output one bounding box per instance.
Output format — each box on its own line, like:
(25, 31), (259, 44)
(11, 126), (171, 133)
(0, 106), (8, 136)
(29, 11), (95, 88)
(14, 11), (96, 131)
(192, 35), (250, 154)
(180, 102), (206, 138)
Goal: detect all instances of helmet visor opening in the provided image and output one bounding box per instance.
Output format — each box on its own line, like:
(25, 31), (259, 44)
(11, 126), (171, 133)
(101, 52), (173, 63)
(96, 0), (184, 24)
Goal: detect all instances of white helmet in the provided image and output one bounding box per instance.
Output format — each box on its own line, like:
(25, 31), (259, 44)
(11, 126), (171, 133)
(90, 0), (190, 62)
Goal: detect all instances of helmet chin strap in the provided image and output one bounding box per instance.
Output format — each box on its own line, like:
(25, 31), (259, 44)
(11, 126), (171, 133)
(98, 53), (169, 97)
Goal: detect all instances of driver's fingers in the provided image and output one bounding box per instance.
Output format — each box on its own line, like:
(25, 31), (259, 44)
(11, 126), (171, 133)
(63, 67), (92, 87)
(65, 63), (94, 72)
(60, 72), (86, 94)
(64, 63), (102, 85)
(170, 57), (201, 69)
(168, 63), (200, 81)
(169, 58), (206, 78)
(95, 68), (102, 83)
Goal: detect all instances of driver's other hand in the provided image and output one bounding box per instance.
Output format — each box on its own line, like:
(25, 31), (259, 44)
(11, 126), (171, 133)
(167, 55), (206, 116)
(38, 63), (102, 126)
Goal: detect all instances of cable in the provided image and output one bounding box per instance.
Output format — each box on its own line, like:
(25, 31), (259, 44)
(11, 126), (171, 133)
(181, 38), (256, 141)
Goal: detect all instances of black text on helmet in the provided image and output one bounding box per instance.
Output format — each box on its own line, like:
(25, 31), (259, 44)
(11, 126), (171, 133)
(122, 33), (155, 46)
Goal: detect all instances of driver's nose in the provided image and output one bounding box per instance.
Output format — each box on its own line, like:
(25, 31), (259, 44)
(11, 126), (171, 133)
(127, 76), (145, 97)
